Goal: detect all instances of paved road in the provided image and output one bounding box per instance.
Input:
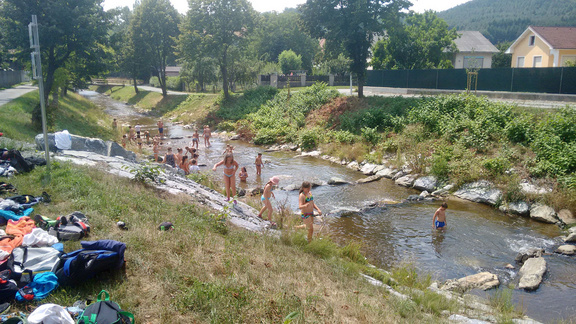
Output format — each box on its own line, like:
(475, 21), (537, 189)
(137, 85), (190, 96)
(0, 84), (37, 107)
(338, 87), (576, 109)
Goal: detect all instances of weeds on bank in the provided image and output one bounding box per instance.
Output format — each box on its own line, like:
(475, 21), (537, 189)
(489, 288), (524, 323)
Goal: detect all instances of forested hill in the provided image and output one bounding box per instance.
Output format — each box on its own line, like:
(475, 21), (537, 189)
(437, 0), (576, 44)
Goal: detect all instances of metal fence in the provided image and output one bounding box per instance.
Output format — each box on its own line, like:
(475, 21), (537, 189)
(366, 67), (576, 95)
(0, 70), (30, 88)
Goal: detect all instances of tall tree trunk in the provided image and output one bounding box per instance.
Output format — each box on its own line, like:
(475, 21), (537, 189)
(357, 77), (364, 98)
(133, 75), (139, 94)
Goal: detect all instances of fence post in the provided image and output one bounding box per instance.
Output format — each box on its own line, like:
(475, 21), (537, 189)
(510, 68), (514, 92)
(406, 70), (409, 88)
(271, 73), (278, 88)
(329, 74), (334, 86)
(559, 67), (564, 94)
(301, 74), (306, 87)
(436, 70), (439, 89)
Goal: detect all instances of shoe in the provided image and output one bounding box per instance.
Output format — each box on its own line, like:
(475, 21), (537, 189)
(41, 191), (51, 203)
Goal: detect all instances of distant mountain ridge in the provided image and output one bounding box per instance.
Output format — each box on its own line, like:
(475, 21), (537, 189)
(437, 0), (576, 44)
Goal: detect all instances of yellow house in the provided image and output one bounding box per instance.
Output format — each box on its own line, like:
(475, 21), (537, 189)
(506, 26), (576, 67)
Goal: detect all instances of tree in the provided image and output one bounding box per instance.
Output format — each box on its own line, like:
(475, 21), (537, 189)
(491, 41), (512, 68)
(130, 0), (179, 97)
(371, 11), (458, 70)
(181, 0), (255, 100)
(299, 0), (409, 97)
(278, 50), (302, 74)
(251, 11), (319, 73)
(0, 0), (109, 127)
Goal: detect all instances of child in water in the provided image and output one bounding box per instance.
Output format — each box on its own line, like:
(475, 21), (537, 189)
(432, 202), (448, 229)
(255, 153), (263, 175)
(299, 181), (322, 242)
(239, 167), (248, 182)
(258, 176), (279, 227)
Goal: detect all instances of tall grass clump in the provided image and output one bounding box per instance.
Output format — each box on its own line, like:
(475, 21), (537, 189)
(216, 86), (278, 121)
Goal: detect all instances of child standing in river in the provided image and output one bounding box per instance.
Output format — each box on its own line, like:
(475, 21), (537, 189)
(192, 129), (200, 149)
(258, 176), (279, 227)
(255, 153), (263, 175)
(299, 181), (322, 242)
(432, 202), (448, 229)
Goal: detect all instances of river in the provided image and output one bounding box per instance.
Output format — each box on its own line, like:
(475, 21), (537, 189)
(81, 90), (576, 322)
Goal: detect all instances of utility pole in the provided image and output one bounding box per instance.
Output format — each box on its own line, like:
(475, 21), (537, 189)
(28, 15), (50, 168)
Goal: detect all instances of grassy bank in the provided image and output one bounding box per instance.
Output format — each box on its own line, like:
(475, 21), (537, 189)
(3, 162), (491, 323)
(0, 91), (114, 142)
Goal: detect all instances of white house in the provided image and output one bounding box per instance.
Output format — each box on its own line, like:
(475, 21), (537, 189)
(453, 31), (499, 69)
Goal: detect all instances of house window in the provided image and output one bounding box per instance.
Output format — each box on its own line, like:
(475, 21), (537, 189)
(463, 56), (484, 69)
(517, 56), (525, 67)
(561, 55), (576, 66)
(529, 35), (535, 46)
(533, 56), (542, 67)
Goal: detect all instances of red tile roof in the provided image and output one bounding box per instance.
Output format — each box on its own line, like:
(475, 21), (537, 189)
(532, 26), (576, 49)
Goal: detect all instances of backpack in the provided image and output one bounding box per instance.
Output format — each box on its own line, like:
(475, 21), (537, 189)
(78, 290), (134, 324)
(53, 212), (90, 241)
(54, 240), (126, 286)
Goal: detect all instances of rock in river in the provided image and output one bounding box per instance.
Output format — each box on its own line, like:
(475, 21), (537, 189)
(518, 257), (546, 290)
(395, 175), (417, 187)
(413, 176), (437, 192)
(500, 201), (530, 216)
(328, 177), (350, 185)
(556, 245), (576, 255)
(441, 272), (500, 292)
(515, 248), (544, 265)
(529, 204), (560, 224)
(453, 181), (502, 206)
(558, 209), (576, 225)
(361, 163), (378, 175)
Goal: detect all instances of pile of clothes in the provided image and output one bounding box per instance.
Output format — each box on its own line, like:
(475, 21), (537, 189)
(0, 149), (46, 177)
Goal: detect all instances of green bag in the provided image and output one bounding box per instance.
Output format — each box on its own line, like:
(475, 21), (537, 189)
(78, 290), (134, 324)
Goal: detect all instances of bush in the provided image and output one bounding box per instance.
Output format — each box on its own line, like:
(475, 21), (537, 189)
(149, 76), (182, 91)
(361, 127), (381, 146)
(505, 114), (533, 144)
(332, 130), (356, 144)
(483, 156), (510, 177)
(299, 128), (320, 151)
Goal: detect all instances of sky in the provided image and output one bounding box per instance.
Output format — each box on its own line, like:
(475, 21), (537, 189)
(102, 0), (472, 14)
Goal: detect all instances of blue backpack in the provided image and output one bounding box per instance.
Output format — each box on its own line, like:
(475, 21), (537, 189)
(54, 240), (126, 286)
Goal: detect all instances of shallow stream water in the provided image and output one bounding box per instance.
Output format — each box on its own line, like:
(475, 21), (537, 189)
(81, 90), (575, 322)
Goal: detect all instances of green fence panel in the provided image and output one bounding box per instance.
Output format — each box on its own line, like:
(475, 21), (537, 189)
(477, 68), (513, 92)
(436, 69), (467, 90)
(512, 68), (563, 93)
(407, 69), (438, 89)
(561, 67), (576, 94)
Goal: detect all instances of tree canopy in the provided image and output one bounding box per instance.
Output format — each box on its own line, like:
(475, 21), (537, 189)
(0, 0), (109, 127)
(371, 11), (458, 70)
(180, 0), (256, 99)
(299, 0), (410, 97)
(130, 0), (180, 97)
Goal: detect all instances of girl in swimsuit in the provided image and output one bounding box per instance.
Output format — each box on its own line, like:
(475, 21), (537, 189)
(180, 155), (190, 175)
(239, 167), (248, 182)
(258, 176), (279, 226)
(299, 181), (322, 242)
(212, 153), (239, 201)
(192, 129), (200, 149)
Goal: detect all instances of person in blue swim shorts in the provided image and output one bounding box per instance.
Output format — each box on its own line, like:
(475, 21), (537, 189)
(432, 202), (448, 229)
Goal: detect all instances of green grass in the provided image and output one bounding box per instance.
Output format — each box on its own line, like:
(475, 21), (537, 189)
(0, 91), (113, 142)
(4, 161), (494, 322)
(94, 86), (191, 116)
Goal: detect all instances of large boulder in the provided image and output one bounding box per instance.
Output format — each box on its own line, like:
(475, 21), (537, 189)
(500, 201), (530, 216)
(346, 161), (360, 171)
(107, 141), (136, 161)
(564, 232), (576, 243)
(328, 177), (350, 185)
(413, 176), (437, 192)
(34, 133), (57, 151)
(361, 163), (378, 175)
(556, 245), (576, 255)
(441, 272), (500, 292)
(375, 167), (397, 179)
(519, 180), (552, 195)
(558, 209), (576, 225)
(453, 181), (502, 206)
(395, 175), (417, 187)
(357, 174), (384, 184)
(515, 248), (544, 265)
(518, 257), (546, 290)
(529, 204), (560, 224)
